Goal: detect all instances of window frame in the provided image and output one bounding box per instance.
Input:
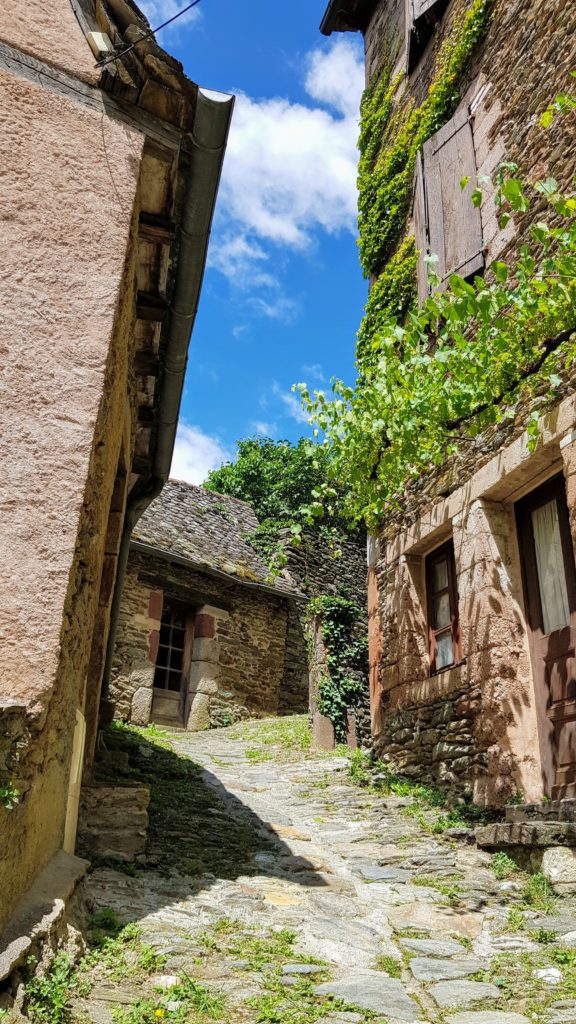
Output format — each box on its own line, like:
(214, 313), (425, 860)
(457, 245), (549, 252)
(425, 540), (462, 674)
(153, 599), (195, 694)
(406, 0), (449, 73)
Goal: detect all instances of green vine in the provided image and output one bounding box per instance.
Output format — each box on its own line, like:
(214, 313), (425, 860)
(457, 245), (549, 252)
(358, 0), (492, 280)
(310, 596), (368, 742)
(300, 164), (576, 528)
(356, 237), (417, 372)
(1, 778), (20, 811)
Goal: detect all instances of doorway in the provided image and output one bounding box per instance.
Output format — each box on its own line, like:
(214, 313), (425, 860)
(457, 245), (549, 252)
(516, 474), (576, 797)
(151, 602), (194, 725)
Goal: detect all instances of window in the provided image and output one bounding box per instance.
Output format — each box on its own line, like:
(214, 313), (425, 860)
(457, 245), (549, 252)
(154, 603), (189, 692)
(406, 0), (449, 72)
(413, 105), (484, 302)
(426, 541), (461, 673)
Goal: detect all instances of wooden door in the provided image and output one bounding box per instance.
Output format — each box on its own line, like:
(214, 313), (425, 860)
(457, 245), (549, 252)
(151, 602), (194, 725)
(516, 475), (576, 797)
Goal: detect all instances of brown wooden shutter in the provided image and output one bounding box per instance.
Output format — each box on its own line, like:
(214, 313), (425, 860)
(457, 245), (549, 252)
(412, 0), (444, 19)
(421, 106), (484, 291)
(413, 151), (430, 304)
(407, 0), (448, 72)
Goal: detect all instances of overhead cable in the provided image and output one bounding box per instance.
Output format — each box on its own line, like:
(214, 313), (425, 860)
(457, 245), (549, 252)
(96, 0), (203, 68)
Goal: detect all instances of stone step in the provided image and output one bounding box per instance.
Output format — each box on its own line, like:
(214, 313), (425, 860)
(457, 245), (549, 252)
(505, 800), (576, 823)
(476, 821), (576, 849)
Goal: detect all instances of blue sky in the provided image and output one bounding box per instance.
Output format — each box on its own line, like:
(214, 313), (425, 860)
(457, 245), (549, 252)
(140, 0), (367, 481)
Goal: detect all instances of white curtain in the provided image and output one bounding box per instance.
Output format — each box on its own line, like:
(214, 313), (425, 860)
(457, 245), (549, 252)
(532, 499), (570, 634)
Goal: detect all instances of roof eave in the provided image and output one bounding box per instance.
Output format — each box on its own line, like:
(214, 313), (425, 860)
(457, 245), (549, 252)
(319, 0), (373, 35)
(130, 540), (307, 602)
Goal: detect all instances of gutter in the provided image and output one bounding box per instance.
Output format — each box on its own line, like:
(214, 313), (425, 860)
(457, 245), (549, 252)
(130, 540), (307, 602)
(101, 86), (234, 697)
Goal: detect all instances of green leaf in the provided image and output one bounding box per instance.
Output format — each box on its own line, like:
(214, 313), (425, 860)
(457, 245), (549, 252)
(493, 261), (509, 283)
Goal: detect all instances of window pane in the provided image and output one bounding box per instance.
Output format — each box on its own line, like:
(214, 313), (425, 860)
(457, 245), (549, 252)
(433, 558), (448, 592)
(170, 647), (183, 673)
(435, 631), (454, 670)
(167, 671), (181, 693)
(532, 499), (571, 634)
(433, 592), (451, 629)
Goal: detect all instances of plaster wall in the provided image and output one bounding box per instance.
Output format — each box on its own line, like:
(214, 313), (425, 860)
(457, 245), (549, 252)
(0, 67), (142, 935)
(0, 0), (100, 83)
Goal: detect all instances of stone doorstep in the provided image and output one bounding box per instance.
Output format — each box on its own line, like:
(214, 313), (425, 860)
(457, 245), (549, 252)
(0, 850), (89, 982)
(506, 801), (576, 823)
(475, 822), (576, 848)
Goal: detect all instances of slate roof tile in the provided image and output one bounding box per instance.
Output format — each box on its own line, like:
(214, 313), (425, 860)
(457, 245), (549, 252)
(133, 479), (301, 597)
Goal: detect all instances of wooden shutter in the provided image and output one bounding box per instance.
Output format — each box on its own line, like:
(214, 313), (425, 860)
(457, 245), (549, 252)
(407, 0), (448, 72)
(412, 0), (444, 19)
(413, 151), (430, 304)
(421, 106), (484, 290)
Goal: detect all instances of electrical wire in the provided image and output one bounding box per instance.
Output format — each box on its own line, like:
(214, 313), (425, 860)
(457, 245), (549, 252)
(96, 0), (203, 68)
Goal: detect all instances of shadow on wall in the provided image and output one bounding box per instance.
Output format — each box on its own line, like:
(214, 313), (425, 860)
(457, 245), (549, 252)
(378, 501), (539, 807)
(78, 726), (327, 925)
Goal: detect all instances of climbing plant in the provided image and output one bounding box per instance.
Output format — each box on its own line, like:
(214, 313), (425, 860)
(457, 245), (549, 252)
(296, 85), (576, 530)
(357, 0), (491, 281)
(310, 596), (368, 742)
(0, 778), (19, 811)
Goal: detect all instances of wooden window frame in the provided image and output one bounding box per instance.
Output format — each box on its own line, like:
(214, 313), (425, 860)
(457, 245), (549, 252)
(425, 540), (462, 674)
(406, 0), (449, 73)
(153, 600), (194, 694)
(515, 474), (576, 636)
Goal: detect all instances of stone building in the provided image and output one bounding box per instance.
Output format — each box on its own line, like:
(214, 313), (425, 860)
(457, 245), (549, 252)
(0, 0), (232, 962)
(321, 0), (576, 809)
(110, 480), (307, 729)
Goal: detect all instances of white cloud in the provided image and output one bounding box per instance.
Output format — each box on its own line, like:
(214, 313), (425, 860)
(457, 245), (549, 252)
(209, 38), (364, 314)
(137, 0), (201, 33)
(251, 421), (277, 437)
(305, 37), (365, 120)
(271, 382), (310, 425)
(250, 295), (299, 323)
(302, 363), (325, 382)
(170, 423), (231, 484)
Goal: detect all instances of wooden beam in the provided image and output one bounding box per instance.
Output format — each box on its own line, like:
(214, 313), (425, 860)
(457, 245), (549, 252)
(134, 350), (160, 376)
(136, 291), (168, 323)
(139, 213), (176, 246)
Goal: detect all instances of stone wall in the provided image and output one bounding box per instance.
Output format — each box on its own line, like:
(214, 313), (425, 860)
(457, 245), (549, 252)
(364, 0), (576, 540)
(362, 0), (576, 803)
(110, 551), (297, 728)
(283, 529), (371, 744)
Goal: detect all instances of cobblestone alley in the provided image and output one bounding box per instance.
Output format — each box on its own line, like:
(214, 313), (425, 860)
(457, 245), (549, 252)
(71, 719), (576, 1024)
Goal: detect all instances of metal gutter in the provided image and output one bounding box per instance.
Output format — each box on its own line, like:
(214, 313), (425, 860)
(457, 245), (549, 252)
(101, 86), (235, 697)
(130, 540), (307, 602)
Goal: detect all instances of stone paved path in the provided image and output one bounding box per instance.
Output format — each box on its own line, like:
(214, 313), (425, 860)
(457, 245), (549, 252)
(80, 720), (576, 1024)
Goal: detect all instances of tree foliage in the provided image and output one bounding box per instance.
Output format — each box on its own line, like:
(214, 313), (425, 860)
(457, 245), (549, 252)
(205, 437), (333, 524)
(204, 437), (353, 564)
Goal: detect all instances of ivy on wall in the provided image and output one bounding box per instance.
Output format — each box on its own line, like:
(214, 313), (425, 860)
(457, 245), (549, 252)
(357, 0), (491, 281)
(294, 0), (576, 529)
(310, 595), (368, 742)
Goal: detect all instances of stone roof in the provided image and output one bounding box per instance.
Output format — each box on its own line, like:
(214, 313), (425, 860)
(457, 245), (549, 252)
(132, 479), (302, 598)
